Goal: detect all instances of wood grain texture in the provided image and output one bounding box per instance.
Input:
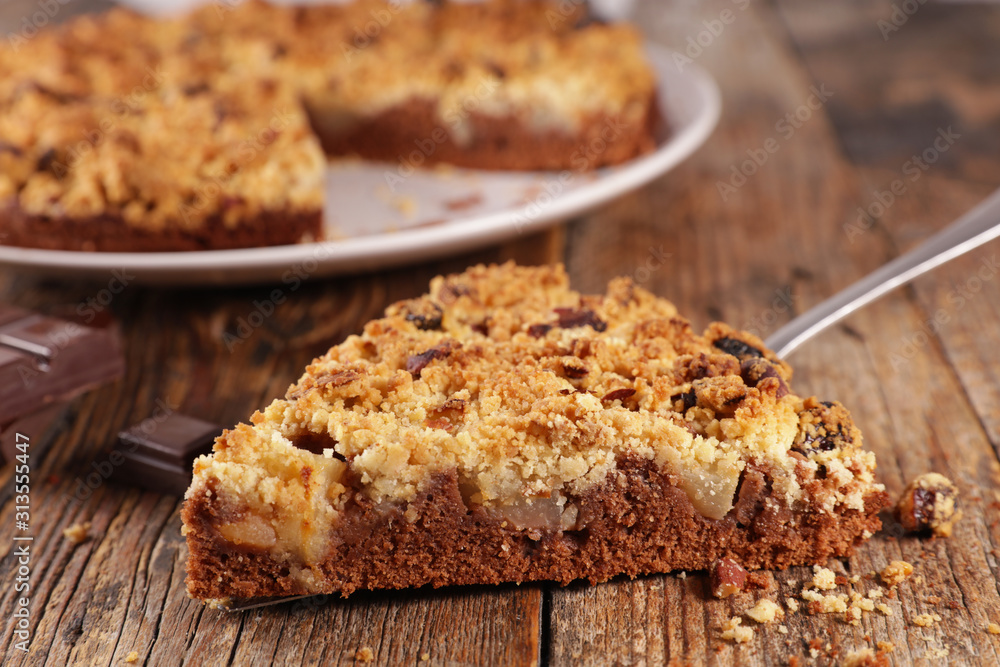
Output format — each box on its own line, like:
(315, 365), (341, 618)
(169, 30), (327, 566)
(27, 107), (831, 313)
(3, 0), (1000, 664)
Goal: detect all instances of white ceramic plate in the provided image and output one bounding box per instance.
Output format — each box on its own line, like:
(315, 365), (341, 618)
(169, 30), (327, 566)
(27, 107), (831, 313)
(0, 46), (720, 285)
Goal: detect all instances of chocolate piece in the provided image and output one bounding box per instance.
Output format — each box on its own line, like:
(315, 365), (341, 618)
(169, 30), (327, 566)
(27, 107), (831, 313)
(561, 360), (589, 379)
(406, 342), (455, 377)
(601, 388), (635, 403)
(740, 358), (790, 398)
(394, 299), (444, 331)
(894, 473), (961, 538)
(113, 412), (221, 495)
(0, 304), (123, 464)
(527, 323), (553, 338)
(712, 337), (763, 360)
(670, 390), (697, 411)
(554, 308), (607, 332)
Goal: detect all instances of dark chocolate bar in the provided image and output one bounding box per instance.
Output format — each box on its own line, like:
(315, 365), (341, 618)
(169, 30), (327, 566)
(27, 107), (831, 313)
(112, 412), (221, 495)
(0, 304), (123, 463)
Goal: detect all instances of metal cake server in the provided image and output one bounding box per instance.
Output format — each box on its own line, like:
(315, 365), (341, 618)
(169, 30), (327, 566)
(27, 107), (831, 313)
(219, 188), (1000, 613)
(766, 187), (1000, 357)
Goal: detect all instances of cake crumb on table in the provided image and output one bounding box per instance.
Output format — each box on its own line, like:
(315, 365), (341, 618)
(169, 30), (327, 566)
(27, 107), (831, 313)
(124, 651), (139, 663)
(802, 591), (848, 614)
(913, 613), (942, 627)
(420, 653), (430, 661)
(62, 522), (92, 545)
(786, 597), (799, 613)
(877, 603), (893, 616)
(842, 648), (875, 667)
(987, 622), (1000, 635)
(880, 560), (914, 587)
(811, 565), (837, 590)
(746, 599), (784, 623)
(877, 640), (895, 653)
(355, 647), (374, 662)
(720, 617), (754, 644)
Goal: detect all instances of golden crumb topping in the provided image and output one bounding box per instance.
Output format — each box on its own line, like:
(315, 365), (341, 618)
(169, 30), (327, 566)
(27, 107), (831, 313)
(0, 0), (653, 229)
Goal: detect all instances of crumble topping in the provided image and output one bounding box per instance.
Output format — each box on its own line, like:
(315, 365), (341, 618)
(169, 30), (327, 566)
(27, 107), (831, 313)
(187, 263), (885, 576)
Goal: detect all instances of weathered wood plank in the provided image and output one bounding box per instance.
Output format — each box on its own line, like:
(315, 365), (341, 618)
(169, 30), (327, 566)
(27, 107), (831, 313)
(549, 0), (1000, 664)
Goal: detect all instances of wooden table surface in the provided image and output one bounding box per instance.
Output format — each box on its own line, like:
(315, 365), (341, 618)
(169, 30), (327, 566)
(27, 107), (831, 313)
(3, 0), (1000, 664)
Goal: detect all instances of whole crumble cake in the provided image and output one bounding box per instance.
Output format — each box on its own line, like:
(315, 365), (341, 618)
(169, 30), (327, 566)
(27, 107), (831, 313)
(182, 263), (889, 603)
(0, 0), (656, 252)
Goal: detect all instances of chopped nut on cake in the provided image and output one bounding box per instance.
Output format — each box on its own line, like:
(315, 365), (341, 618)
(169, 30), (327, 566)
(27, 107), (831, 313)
(181, 263), (889, 602)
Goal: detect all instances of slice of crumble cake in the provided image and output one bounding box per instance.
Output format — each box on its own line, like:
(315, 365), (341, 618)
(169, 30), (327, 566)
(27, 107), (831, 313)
(182, 262), (888, 603)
